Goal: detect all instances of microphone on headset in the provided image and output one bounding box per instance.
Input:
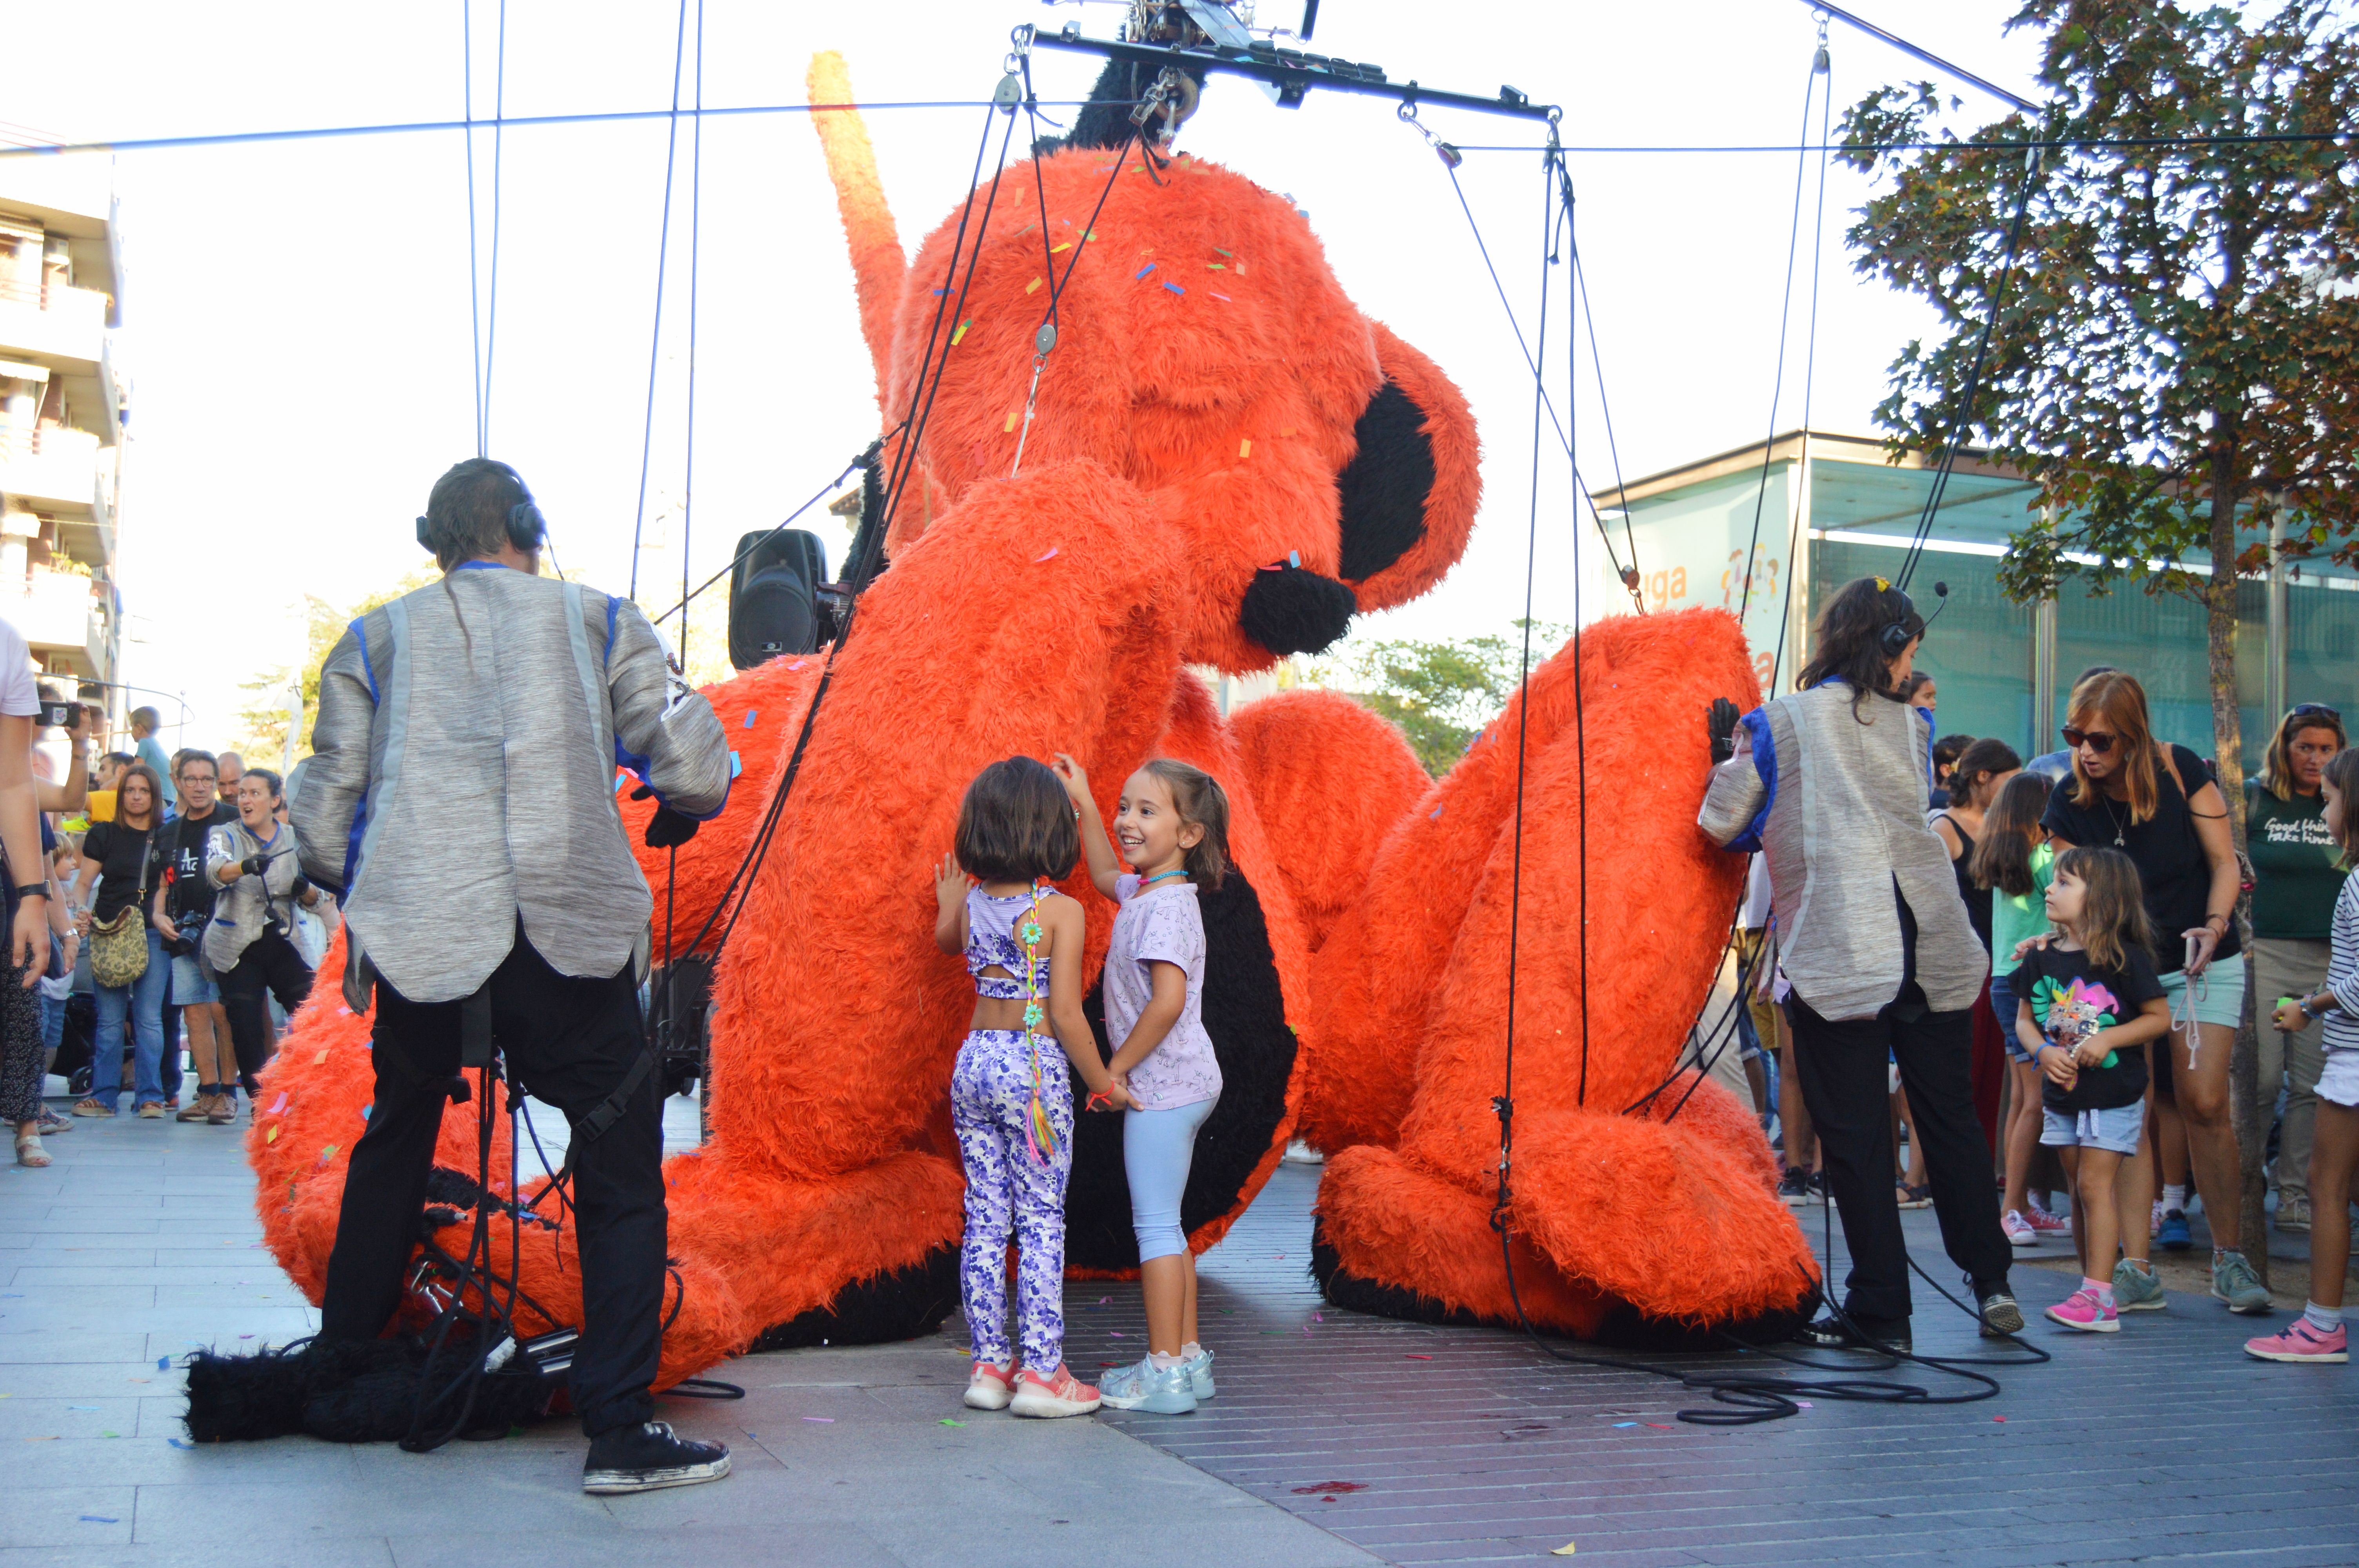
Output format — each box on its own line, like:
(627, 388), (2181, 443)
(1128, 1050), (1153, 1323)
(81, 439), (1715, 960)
(1920, 581), (1951, 633)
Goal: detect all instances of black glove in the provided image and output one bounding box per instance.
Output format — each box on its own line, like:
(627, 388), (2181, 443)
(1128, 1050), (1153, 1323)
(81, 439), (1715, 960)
(290, 874), (310, 899)
(240, 855), (269, 877)
(632, 784), (701, 849)
(1708, 697), (1743, 765)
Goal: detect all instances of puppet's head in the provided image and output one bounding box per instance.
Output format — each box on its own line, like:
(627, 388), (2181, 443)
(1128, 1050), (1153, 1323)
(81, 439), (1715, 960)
(812, 54), (1481, 673)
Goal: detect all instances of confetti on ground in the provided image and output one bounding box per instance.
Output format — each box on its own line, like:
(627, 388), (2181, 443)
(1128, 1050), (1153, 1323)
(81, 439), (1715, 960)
(1405, 1354), (1434, 1361)
(939, 1418), (967, 1428)
(1612, 1422), (1638, 1428)
(1994, 1416), (2007, 1423)
(1099, 1296), (1110, 1304)
(101, 1430), (119, 1437)
(801, 1416), (834, 1423)
(1109, 1331), (1125, 1338)
(1646, 1423), (1674, 1429)
(238, 1334), (253, 1340)
(1552, 1543), (1578, 1557)
(80, 1516), (119, 1524)
(67, 1406), (97, 1411)
(1796, 1400), (1814, 1409)
(169, 1438), (193, 1449)
(1291, 1481), (1367, 1496)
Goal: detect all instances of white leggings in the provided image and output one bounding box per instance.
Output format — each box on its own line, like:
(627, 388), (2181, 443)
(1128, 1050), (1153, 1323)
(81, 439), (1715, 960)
(1125, 1096), (1218, 1262)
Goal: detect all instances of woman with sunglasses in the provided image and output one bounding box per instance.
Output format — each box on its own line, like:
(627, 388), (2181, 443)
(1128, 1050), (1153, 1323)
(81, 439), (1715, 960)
(2037, 671), (2266, 1314)
(2248, 702), (2350, 1236)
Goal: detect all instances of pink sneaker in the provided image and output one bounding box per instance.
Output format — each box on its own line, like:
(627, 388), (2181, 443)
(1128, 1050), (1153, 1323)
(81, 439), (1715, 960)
(2045, 1288), (2119, 1333)
(2024, 1204), (2070, 1234)
(2244, 1321), (2348, 1363)
(962, 1361), (1014, 1411)
(2001, 1210), (2037, 1247)
(1008, 1363), (1101, 1418)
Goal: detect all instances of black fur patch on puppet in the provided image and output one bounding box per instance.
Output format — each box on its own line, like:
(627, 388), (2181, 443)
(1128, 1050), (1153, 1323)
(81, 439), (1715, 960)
(1064, 869), (1297, 1272)
(184, 1337), (558, 1445)
(747, 1245), (960, 1352)
(1311, 1218), (1817, 1352)
(1239, 566), (1356, 657)
(1058, 58), (1207, 154)
(1337, 379), (1436, 581)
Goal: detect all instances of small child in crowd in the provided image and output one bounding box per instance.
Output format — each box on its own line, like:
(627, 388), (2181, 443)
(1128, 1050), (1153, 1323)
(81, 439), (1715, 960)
(2014, 846), (2171, 1332)
(935, 758), (1127, 1419)
(1057, 753), (1226, 1416)
(1974, 771), (2066, 1247)
(2247, 746), (2358, 1365)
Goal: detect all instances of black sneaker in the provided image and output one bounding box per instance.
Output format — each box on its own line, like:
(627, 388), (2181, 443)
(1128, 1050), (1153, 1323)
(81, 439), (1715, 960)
(1776, 1168), (1817, 1205)
(1977, 1289), (2026, 1338)
(582, 1420), (732, 1495)
(1793, 1313), (1910, 1353)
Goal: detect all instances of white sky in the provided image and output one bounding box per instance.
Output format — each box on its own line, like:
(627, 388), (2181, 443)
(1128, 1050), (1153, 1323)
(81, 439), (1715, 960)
(2, 0), (2044, 746)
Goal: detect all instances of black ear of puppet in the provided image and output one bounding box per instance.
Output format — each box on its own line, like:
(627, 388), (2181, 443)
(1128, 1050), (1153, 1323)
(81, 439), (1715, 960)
(1062, 867), (1298, 1273)
(1336, 379), (1436, 582)
(1058, 58), (1206, 154)
(1239, 565), (1356, 657)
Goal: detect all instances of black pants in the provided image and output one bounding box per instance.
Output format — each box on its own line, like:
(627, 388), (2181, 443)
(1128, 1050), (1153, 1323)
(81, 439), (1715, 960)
(1785, 988), (2012, 1324)
(317, 935), (664, 1439)
(218, 931), (314, 1095)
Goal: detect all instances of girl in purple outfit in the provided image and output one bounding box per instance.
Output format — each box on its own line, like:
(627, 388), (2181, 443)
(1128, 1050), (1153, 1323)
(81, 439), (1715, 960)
(934, 759), (1128, 1419)
(1055, 753), (1227, 1416)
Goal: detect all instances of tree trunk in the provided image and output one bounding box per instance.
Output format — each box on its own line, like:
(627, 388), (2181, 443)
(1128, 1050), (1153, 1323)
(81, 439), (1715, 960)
(2206, 463), (2268, 1286)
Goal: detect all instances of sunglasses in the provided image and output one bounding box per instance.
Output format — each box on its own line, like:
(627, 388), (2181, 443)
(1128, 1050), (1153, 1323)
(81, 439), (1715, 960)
(2289, 703), (2342, 724)
(2061, 726), (2118, 754)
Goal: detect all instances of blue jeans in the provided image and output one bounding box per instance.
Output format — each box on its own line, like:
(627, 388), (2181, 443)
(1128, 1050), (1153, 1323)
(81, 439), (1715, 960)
(92, 931), (169, 1112)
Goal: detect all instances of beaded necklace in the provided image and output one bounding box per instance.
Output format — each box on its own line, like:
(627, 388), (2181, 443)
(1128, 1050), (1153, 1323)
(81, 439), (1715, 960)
(1018, 881), (1063, 1165)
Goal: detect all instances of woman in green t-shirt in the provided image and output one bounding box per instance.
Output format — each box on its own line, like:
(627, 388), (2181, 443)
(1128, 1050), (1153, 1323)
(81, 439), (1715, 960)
(1976, 772), (2062, 1247)
(2248, 703), (2350, 1234)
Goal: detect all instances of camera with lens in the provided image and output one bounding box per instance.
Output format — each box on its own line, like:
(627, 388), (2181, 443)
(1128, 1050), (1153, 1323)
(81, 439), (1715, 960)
(169, 910), (207, 960)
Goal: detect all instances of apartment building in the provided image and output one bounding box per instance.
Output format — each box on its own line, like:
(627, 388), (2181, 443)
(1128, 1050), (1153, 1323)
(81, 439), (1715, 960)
(0, 127), (126, 722)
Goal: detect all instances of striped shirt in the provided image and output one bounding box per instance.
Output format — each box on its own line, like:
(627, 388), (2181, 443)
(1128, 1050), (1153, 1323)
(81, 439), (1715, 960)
(2325, 869), (2359, 1056)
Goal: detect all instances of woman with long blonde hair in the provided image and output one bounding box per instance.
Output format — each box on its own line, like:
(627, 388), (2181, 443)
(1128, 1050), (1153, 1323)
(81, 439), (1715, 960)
(2037, 671), (2261, 1314)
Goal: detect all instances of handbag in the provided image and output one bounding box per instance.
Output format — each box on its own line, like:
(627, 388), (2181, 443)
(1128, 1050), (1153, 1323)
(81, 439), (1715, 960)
(89, 828), (155, 989)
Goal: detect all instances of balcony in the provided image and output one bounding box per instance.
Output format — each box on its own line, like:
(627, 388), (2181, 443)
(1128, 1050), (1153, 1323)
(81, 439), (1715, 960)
(0, 420), (105, 507)
(0, 277), (109, 376)
(5, 565), (108, 678)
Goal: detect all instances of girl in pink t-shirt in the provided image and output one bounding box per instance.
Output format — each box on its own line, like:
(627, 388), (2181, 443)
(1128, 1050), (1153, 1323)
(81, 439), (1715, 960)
(1055, 752), (1226, 1415)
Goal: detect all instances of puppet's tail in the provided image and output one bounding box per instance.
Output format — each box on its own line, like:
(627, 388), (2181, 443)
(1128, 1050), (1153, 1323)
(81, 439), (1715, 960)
(807, 52), (905, 412)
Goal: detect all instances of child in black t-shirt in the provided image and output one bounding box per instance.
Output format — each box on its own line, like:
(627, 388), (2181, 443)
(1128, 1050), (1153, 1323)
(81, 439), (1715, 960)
(2013, 846), (2171, 1334)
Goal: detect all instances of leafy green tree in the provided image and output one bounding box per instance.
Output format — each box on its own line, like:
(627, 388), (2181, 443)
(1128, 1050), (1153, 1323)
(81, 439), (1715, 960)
(1841, 0), (2359, 1281)
(236, 570), (436, 763)
(1338, 622), (1569, 775)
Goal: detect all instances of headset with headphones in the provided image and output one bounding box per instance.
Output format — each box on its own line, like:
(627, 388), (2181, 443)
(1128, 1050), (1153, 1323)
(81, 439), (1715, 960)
(416, 460), (547, 557)
(1874, 576), (1930, 656)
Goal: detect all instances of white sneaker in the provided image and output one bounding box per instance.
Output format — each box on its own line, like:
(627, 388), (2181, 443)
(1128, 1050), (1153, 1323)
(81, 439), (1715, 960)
(963, 1361), (1013, 1412)
(2001, 1209), (2038, 1247)
(1181, 1345), (1215, 1401)
(1097, 1357), (1197, 1415)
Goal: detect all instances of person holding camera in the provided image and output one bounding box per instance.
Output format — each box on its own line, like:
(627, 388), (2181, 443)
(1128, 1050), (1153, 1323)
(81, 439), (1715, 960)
(151, 750), (239, 1123)
(208, 768), (326, 1107)
(1699, 576), (2020, 1351)
(294, 458), (731, 1495)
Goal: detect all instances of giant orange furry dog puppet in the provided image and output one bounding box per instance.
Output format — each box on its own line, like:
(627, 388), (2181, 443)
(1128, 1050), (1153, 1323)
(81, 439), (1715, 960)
(244, 55), (1813, 1393)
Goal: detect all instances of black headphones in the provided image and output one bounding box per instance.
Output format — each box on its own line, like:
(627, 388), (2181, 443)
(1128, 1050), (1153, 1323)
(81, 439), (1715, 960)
(1874, 577), (1928, 657)
(415, 461), (547, 555)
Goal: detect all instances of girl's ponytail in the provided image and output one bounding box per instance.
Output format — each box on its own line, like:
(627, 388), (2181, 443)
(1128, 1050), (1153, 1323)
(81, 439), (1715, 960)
(1970, 772), (2050, 898)
(1141, 759), (1231, 890)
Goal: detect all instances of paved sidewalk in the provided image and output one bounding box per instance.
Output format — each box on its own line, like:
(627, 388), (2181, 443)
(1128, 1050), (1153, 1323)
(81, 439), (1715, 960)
(8, 1096), (2359, 1567)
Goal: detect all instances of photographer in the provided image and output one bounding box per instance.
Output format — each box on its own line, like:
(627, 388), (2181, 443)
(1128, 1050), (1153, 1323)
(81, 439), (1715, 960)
(1699, 575), (2019, 1350)
(294, 458), (731, 1495)
(207, 769), (325, 1104)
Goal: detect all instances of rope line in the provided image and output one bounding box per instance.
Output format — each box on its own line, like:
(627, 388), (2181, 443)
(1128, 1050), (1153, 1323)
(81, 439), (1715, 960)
(482, 0), (508, 447)
(461, 0), (483, 455)
(627, 0), (692, 601)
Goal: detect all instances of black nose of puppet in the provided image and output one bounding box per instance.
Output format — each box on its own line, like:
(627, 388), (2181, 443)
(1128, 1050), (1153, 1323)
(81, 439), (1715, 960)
(1239, 562), (1357, 657)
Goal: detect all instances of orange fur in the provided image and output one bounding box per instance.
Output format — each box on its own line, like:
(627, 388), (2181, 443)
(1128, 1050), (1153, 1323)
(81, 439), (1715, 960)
(806, 53), (907, 419)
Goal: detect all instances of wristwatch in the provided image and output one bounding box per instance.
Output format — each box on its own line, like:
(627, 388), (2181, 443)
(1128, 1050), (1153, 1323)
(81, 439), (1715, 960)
(11, 882), (46, 901)
(2301, 994), (2328, 1020)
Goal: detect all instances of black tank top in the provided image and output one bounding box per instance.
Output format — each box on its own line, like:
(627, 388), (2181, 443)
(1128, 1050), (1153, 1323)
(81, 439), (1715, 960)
(1935, 811), (1994, 951)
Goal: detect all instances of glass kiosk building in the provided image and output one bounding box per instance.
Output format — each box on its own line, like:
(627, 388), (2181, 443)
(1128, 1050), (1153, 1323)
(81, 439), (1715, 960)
(1592, 430), (2359, 762)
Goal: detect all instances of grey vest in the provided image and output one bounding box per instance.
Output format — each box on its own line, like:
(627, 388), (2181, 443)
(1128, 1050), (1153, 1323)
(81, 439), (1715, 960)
(1698, 682), (1986, 1021)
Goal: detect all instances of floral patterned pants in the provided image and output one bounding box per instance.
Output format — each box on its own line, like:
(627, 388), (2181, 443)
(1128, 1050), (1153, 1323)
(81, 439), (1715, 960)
(951, 1028), (1074, 1369)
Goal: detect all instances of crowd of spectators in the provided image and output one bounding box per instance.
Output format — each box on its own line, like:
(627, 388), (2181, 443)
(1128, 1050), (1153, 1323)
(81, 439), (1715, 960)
(2, 621), (335, 1169)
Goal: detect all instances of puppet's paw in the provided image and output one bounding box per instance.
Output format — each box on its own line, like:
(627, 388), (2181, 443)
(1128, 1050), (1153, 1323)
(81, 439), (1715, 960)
(654, 1149), (966, 1382)
(1312, 1145), (1615, 1336)
(1501, 1107), (1816, 1343)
